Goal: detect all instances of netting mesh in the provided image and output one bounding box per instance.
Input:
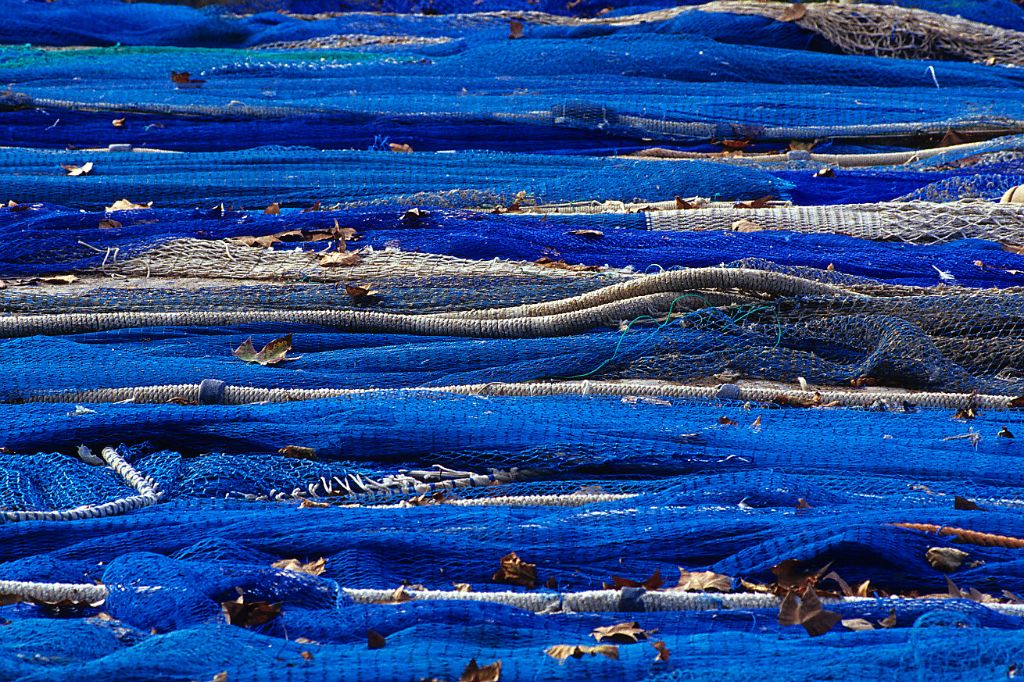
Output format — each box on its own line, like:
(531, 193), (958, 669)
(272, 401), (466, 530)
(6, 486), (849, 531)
(4, 1), (1024, 681)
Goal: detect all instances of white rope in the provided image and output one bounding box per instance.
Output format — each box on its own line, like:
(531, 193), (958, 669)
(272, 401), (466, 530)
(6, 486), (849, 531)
(1, 447), (159, 522)
(13, 380), (1015, 411)
(0, 580), (108, 605)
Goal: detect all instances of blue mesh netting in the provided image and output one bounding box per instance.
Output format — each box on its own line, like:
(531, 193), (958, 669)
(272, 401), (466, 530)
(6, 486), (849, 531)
(4, 2), (1024, 680)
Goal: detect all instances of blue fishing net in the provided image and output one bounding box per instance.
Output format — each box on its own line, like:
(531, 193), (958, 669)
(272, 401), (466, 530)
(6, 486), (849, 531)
(3, 2), (1024, 681)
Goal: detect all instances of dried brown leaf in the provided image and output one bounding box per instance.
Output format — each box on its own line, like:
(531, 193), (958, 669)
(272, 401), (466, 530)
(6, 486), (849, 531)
(453, 583), (473, 592)
(61, 161), (94, 177)
(106, 199), (151, 212)
(777, 586), (840, 637)
(37, 274), (79, 285)
(233, 334), (296, 366)
(569, 229), (604, 239)
(779, 3), (807, 22)
(299, 499), (329, 508)
(264, 202), (280, 215)
(221, 592), (282, 628)
(271, 557), (327, 576)
(545, 644), (619, 663)
(278, 445), (317, 460)
(954, 495), (985, 511)
(841, 618), (875, 631)
(345, 283), (379, 302)
(98, 218), (122, 229)
(731, 218), (763, 232)
(492, 552), (537, 589)
(590, 621), (650, 643)
(460, 659), (502, 682)
(389, 143), (413, 153)
(320, 252), (362, 267)
(112, 117), (126, 128)
(926, 547), (969, 572)
(651, 640), (670, 662)
(367, 629), (386, 649)
(533, 257), (602, 272)
(509, 19), (523, 39)
(171, 71), (205, 87)
(672, 568), (732, 593)
(733, 196), (773, 209)
(607, 569), (663, 591)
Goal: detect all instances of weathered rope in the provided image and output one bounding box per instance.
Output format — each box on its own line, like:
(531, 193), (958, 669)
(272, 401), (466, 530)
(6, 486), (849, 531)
(1, 446), (159, 522)
(0, 268), (855, 339)
(892, 523), (1024, 549)
(0, 580), (108, 605)
(9, 380), (1017, 411)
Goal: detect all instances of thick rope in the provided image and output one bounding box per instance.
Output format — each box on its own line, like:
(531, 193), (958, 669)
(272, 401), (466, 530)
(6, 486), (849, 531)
(9, 380), (1016, 411)
(0, 268), (855, 339)
(0, 580), (108, 605)
(1, 447), (159, 523)
(892, 523), (1024, 549)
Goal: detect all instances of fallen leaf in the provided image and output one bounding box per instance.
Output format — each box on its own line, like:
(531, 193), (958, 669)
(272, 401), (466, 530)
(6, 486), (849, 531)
(460, 659), (502, 682)
(590, 621), (651, 643)
(569, 229), (604, 239)
(106, 199), (151, 212)
(545, 645), (618, 663)
(302, 201), (322, 213)
(954, 495), (985, 511)
(37, 274), (78, 285)
(841, 618), (875, 631)
(772, 559), (830, 591)
(926, 547), (969, 572)
(213, 673), (228, 682)
(389, 143), (413, 153)
(402, 207), (428, 223)
(299, 499), (329, 508)
(345, 284), (379, 302)
(171, 71), (205, 87)
(6, 200), (29, 212)
(509, 19), (523, 39)
(651, 640), (670, 662)
(98, 218), (122, 229)
(796, 498), (812, 510)
(733, 196), (773, 209)
(492, 552), (537, 589)
(264, 203), (280, 215)
(453, 583), (473, 592)
(606, 569), (663, 591)
(731, 218), (763, 232)
(999, 426), (1015, 438)
(718, 416), (738, 426)
(674, 196), (695, 209)
(61, 161), (94, 176)
(300, 651), (313, 661)
(779, 3), (807, 21)
(279, 445), (317, 460)
(271, 557), (327, 576)
(777, 587), (840, 637)
(954, 407), (977, 420)
(320, 252), (362, 267)
(720, 139), (749, 151)
(940, 128), (969, 147)
(672, 568), (731, 593)
(814, 168), (836, 178)
(112, 117), (125, 128)
(367, 629), (386, 649)
(878, 610), (897, 628)
(221, 591), (282, 628)
(1009, 395), (1024, 408)
(232, 334), (296, 366)
(533, 257), (602, 272)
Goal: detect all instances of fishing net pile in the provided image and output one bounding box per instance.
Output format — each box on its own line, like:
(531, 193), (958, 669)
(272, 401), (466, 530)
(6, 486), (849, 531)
(3, 1), (1024, 680)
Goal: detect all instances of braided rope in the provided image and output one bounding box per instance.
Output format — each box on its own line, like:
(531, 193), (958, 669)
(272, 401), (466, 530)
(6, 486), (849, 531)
(2, 447), (159, 523)
(0, 268), (855, 339)
(10, 380), (1015, 410)
(0, 580), (108, 605)
(892, 523), (1024, 549)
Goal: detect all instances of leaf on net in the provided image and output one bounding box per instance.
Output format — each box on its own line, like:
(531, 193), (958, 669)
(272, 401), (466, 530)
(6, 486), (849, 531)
(545, 644), (618, 663)
(460, 659), (502, 682)
(651, 640), (670, 661)
(232, 334), (297, 366)
(672, 568), (732, 593)
(61, 161), (93, 176)
(777, 587), (840, 637)
(367, 629), (386, 650)
(492, 552), (538, 589)
(221, 591), (282, 628)
(271, 557), (327, 576)
(590, 621), (651, 643)
(606, 569), (663, 591)
(779, 3), (807, 22)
